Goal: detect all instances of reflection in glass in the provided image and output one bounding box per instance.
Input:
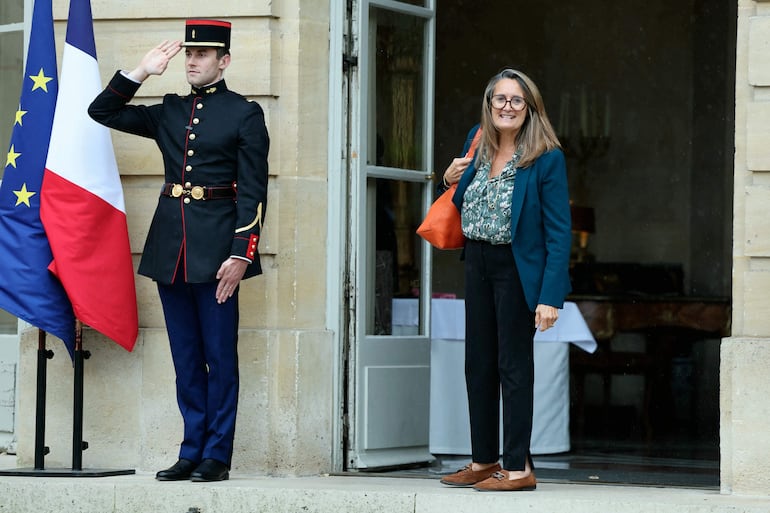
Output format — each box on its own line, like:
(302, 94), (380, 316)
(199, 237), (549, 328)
(0, 31), (23, 180)
(368, 178), (424, 335)
(0, 310), (16, 335)
(370, 7), (425, 170)
(2, 5), (33, 329)
(390, 0), (426, 7)
(0, 0), (23, 25)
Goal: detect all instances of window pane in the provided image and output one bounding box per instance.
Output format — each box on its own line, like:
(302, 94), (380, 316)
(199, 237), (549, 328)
(0, 30), (24, 180)
(369, 7), (425, 170)
(0, 310), (16, 334)
(394, 0), (426, 6)
(0, 0), (23, 24)
(367, 178), (424, 335)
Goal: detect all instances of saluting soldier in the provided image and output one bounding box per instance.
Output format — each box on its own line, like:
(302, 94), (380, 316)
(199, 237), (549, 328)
(89, 19), (269, 482)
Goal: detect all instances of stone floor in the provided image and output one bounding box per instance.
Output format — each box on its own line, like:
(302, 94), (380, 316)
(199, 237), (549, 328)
(2, 452), (769, 513)
(1, 467), (769, 513)
(374, 439), (719, 489)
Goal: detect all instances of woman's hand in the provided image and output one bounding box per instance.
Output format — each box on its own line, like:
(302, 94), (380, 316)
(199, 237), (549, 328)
(441, 156), (473, 186)
(535, 304), (559, 331)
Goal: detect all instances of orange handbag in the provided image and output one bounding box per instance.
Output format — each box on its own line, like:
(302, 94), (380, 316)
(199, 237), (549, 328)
(416, 128), (482, 249)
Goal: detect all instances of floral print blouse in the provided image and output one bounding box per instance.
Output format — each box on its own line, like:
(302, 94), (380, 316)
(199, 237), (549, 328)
(461, 152), (521, 244)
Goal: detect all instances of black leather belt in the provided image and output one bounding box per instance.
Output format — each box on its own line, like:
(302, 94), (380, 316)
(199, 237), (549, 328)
(160, 183), (236, 200)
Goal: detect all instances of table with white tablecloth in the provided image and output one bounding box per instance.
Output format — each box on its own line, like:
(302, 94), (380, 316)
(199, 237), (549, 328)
(392, 298), (596, 455)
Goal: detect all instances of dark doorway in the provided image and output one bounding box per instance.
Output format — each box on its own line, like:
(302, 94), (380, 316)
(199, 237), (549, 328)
(426, 0), (736, 488)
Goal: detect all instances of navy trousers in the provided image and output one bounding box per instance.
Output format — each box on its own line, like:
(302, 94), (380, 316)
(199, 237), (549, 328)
(157, 281), (240, 467)
(463, 239), (536, 471)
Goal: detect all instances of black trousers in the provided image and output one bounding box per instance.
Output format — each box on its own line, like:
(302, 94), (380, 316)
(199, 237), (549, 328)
(464, 239), (536, 471)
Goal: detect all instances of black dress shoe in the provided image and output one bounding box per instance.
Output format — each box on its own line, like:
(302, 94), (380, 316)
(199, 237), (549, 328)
(190, 458), (229, 482)
(156, 459), (197, 481)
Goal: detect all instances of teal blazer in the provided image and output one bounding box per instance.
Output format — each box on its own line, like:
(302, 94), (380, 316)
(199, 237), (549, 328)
(452, 125), (572, 310)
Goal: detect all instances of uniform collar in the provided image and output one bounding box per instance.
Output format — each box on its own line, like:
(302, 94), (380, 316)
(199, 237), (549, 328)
(190, 79), (228, 97)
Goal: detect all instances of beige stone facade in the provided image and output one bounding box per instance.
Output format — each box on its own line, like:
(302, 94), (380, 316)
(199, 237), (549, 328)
(722, 0), (770, 496)
(8, 0), (770, 499)
(16, 0), (335, 476)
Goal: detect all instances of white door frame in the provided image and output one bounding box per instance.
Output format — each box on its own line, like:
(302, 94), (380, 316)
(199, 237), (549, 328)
(326, 0), (350, 473)
(332, 0), (437, 469)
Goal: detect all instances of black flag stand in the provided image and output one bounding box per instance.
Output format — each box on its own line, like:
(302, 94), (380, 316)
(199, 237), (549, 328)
(34, 329), (52, 470)
(0, 326), (135, 477)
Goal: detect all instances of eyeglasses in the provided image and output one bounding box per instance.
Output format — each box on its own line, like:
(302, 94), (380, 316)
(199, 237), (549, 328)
(490, 95), (527, 111)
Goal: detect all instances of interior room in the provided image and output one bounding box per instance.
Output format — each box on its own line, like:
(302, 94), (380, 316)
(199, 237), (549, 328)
(371, 0), (735, 487)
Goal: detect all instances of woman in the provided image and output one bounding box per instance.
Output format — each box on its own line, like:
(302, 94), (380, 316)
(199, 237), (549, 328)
(438, 69), (572, 492)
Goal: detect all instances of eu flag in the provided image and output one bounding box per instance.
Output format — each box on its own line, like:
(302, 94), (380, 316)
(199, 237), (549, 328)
(0, 0), (75, 355)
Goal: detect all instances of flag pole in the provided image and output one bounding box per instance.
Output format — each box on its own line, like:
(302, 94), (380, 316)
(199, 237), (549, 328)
(71, 320), (87, 471)
(34, 329), (54, 470)
(64, 320), (135, 476)
(0, 324), (134, 477)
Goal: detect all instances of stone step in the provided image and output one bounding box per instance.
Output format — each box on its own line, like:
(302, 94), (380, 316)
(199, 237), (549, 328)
(1, 470), (769, 513)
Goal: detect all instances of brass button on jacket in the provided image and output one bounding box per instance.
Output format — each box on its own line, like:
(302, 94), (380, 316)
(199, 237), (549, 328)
(89, 72), (270, 283)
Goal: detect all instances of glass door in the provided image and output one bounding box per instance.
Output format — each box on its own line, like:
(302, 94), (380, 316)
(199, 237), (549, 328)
(0, 0), (28, 452)
(347, 0), (436, 469)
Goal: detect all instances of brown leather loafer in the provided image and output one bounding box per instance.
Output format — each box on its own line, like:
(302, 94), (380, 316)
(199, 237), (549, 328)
(439, 463), (502, 487)
(473, 470), (537, 491)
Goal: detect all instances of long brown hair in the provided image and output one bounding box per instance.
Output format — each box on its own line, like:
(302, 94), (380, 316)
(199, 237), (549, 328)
(477, 68), (561, 169)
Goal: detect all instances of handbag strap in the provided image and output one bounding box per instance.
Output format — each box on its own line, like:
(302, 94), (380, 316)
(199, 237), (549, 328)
(464, 128), (482, 158)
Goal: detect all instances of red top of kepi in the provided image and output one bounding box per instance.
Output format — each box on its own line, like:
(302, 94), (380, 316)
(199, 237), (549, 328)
(183, 19), (231, 51)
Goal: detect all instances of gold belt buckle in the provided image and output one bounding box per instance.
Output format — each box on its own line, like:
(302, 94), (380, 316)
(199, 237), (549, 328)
(171, 183), (184, 197)
(190, 186), (205, 200)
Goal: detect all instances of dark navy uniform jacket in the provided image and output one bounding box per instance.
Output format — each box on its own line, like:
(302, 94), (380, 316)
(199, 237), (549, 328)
(89, 71), (269, 284)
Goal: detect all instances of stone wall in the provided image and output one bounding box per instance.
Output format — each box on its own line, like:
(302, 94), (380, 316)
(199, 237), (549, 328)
(723, 0), (770, 495)
(11, 0), (770, 495)
(16, 0), (334, 476)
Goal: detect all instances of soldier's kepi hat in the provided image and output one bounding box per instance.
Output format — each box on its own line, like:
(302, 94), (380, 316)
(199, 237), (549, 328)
(182, 19), (231, 51)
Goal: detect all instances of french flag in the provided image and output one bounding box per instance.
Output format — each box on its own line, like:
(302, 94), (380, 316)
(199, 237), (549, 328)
(40, 0), (138, 351)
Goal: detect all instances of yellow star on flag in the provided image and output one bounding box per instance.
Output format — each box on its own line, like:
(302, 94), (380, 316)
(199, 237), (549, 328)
(29, 68), (54, 92)
(6, 145), (21, 168)
(13, 183), (36, 207)
(15, 105), (28, 126)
